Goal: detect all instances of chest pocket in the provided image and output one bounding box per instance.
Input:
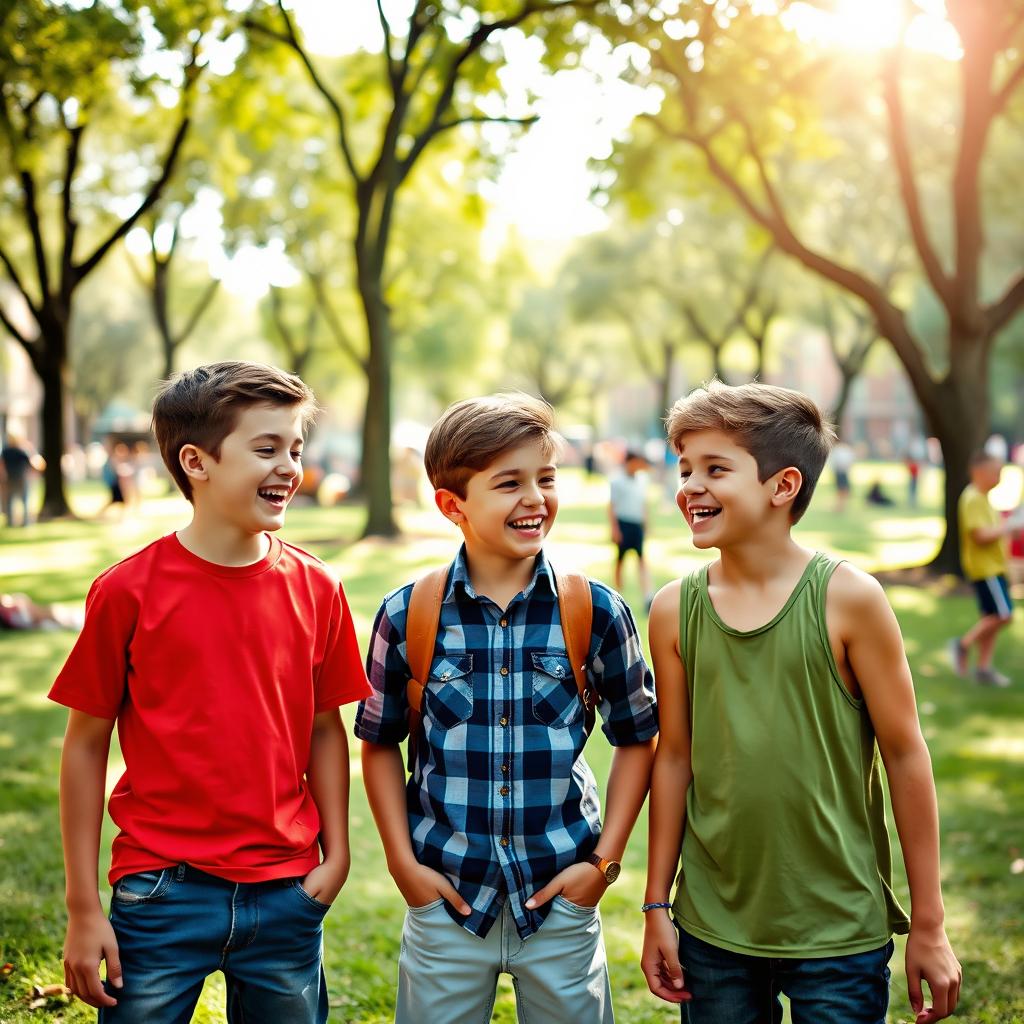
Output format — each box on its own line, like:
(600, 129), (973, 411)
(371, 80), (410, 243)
(531, 652), (581, 729)
(424, 654), (474, 728)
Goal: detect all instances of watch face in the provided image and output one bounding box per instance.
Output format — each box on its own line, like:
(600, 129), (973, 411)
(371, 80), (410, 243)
(605, 861), (621, 883)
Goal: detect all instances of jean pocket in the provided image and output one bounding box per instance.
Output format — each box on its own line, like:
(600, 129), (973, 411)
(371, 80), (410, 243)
(531, 653), (581, 728)
(289, 879), (332, 913)
(406, 897), (445, 917)
(554, 894), (599, 915)
(424, 655), (473, 728)
(112, 869), (172, 905)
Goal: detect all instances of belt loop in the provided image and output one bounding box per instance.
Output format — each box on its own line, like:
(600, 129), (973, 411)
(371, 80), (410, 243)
(176, 863), (187, 882)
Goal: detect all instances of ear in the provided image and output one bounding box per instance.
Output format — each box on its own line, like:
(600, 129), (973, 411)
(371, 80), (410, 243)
(769, 466), (803, 509)
(434, 488), (465, 526)
(179, 444), (210, 486)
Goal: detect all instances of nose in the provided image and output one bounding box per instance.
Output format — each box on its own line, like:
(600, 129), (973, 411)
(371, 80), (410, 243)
(680, 474), (703, 496)
(522, 481), (544, 506)
(276, 452), (302, 479)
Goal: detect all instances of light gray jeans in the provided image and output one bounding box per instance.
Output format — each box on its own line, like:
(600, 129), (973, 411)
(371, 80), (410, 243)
(395, 896), (614, 1024)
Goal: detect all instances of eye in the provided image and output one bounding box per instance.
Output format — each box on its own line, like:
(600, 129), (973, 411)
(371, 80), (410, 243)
(255, 447), (274, 456)
(291, 451), (303, 461)
(708, 465), (726, 474)
(679, 469), (691, 480)
(540, 474), (556, 486)
(497, 480), (518, 489)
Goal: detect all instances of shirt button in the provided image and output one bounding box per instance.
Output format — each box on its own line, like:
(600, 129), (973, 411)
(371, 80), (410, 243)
(501, 763), (509, 774)
(499, 716), (508, 726)
(500, 837), (509, 847)
(499, 666), (509, 676)
(500, 786), (509, 796)
(500, 618), (508, 627)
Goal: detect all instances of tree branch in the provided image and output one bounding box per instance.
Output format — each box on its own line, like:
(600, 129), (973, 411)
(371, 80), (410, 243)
(0, 301), (32, 351)
(247, 4), (362, 183)
(308, 269), (367, 373)
(882, 46), (952, 309)
(0, 240), (40, 320)
(986, 271), (1024, 335)
(175, 277), (220, 346)
(75, 43), (203, 283)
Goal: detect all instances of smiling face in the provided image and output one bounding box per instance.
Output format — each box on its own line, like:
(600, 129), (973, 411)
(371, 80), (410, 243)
(188, 402), (305, 537)
(676, 429), (792, 550)
(438, 440), (559, 564)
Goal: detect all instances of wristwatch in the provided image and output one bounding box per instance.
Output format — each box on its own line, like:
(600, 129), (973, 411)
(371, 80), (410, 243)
(587, 852), (621, 884)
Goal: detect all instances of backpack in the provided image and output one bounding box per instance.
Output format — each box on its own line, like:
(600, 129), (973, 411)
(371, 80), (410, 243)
(404, 566), (596, 771)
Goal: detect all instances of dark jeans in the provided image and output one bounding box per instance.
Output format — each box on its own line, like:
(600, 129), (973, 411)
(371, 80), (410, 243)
(678, 927), (893, 1024)
(99, 864), (329, 1024)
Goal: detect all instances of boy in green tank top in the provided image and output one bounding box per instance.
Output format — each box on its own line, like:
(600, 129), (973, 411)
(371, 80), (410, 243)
(640, 381), (960, 1024)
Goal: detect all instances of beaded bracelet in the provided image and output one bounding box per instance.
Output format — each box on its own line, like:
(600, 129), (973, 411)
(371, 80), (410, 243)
(640, 901), (673, 912)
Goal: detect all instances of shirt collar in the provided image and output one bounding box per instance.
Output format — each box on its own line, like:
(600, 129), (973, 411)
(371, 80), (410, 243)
(445, 544), (556, 604)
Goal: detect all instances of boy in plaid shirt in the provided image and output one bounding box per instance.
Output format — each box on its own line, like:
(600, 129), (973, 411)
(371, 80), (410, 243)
(355, 393), (658, 1024)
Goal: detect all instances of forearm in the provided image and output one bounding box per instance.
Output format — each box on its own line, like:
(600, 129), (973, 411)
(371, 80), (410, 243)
(644, 748), (691, 902)
(60, 735), (110, 914)
(307, 710), (350, 865)
(883, 740), (945, 927)
(594, 739), (656, 861)
(360, 740), (417, 870)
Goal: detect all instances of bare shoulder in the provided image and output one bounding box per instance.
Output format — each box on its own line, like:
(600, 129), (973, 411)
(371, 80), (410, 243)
(648, 579), (682, 652)
(828, 560), (887, 609)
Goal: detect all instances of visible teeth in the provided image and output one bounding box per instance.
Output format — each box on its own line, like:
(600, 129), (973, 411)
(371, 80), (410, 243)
(510, 517), (543, 528)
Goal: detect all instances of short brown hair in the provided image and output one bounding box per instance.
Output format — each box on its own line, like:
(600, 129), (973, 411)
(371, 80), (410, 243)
(665, 380), (835, 523)
(424, 392), (562, 497)
(153, 361), (318, 502)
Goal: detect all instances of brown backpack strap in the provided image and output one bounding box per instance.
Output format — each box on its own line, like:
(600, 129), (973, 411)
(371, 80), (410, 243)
(554, 570), (596, 736)
(404, 566), (449, 772)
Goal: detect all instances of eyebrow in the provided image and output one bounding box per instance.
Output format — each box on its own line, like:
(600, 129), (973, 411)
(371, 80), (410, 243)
(678, 453), (734, 464)
(489, 465), (557, 481)
(250, 433), (303, 445)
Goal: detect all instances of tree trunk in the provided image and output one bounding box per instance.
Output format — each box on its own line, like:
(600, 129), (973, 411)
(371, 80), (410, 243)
(918, 338), (990, 575)
(357, 263), (398, 538)
(37, 330), (72, 519)
(830, 368), (855, 437)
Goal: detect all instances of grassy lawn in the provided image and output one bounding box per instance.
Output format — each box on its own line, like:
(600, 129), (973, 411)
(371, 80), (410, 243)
(1, 464), (1022, 1022)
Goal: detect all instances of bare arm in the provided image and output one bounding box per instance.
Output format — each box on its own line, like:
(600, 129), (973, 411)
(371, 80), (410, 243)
(970, 521), (1009, 544)
(838, 566), (961, 1023)
(301, 708), (351, 904)
(60, 709), (121, 1008)
(641, 581), (692, 1004)
(360, 740), (469, 913)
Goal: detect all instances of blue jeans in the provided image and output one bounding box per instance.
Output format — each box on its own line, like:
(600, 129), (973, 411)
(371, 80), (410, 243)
(678, 928), (893, 1024)
(99, 864), (329, 1024)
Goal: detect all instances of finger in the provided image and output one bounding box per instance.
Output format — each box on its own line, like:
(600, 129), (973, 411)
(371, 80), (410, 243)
(440, 880), (471, 916)
(907, 965), (923, 1015)
(106, 946), (123, 990)
(86, 967), (118, 1008)
(524, 882), (558, 910)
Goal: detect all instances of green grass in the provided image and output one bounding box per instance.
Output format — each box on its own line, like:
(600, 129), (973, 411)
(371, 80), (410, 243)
(1, 465), (1022, 1022)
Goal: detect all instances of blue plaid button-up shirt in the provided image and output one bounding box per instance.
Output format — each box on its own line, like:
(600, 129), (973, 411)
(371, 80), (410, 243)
(354, 546), (658, 939)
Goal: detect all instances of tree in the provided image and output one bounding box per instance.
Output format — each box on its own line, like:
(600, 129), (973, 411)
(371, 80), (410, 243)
(618, 1), (1024, 571)
(245, 0), (606, 536)
(0, 1), (234, 517)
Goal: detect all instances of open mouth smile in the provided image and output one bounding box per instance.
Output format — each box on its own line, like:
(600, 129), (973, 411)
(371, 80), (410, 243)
(508, 515), (545, 533)
(257, 487), (291, 508)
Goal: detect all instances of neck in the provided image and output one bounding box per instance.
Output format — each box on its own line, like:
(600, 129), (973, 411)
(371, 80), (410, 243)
(715, 533), (809, 586)
(177, 514), (270, 567)
(463, 543), (538, 608)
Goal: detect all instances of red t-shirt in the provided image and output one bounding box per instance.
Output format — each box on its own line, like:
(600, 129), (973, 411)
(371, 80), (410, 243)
(49, 533), (370, 884)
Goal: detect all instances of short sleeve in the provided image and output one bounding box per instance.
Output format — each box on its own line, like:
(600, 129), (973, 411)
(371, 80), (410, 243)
(48, 572), (137, 719)
(313, 583), (371, 711)
(589, 585), (658, 746)
(354, 587), (415, 745)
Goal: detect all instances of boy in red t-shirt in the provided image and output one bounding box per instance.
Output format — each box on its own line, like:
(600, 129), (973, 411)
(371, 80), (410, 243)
(50, 362), (370, 1023)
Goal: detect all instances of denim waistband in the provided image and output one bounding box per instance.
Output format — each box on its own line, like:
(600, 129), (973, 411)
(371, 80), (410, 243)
(166, 863), (298, 888)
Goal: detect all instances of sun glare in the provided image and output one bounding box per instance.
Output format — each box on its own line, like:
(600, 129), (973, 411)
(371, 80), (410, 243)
(785, 0), (962, 59)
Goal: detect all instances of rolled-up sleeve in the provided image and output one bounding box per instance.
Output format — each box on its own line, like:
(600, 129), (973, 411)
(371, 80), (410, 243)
(590, 586), (658, 746)
(354, 586), (414, 745)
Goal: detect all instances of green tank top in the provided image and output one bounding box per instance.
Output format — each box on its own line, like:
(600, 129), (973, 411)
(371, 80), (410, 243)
(672, 552), (910, 957)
